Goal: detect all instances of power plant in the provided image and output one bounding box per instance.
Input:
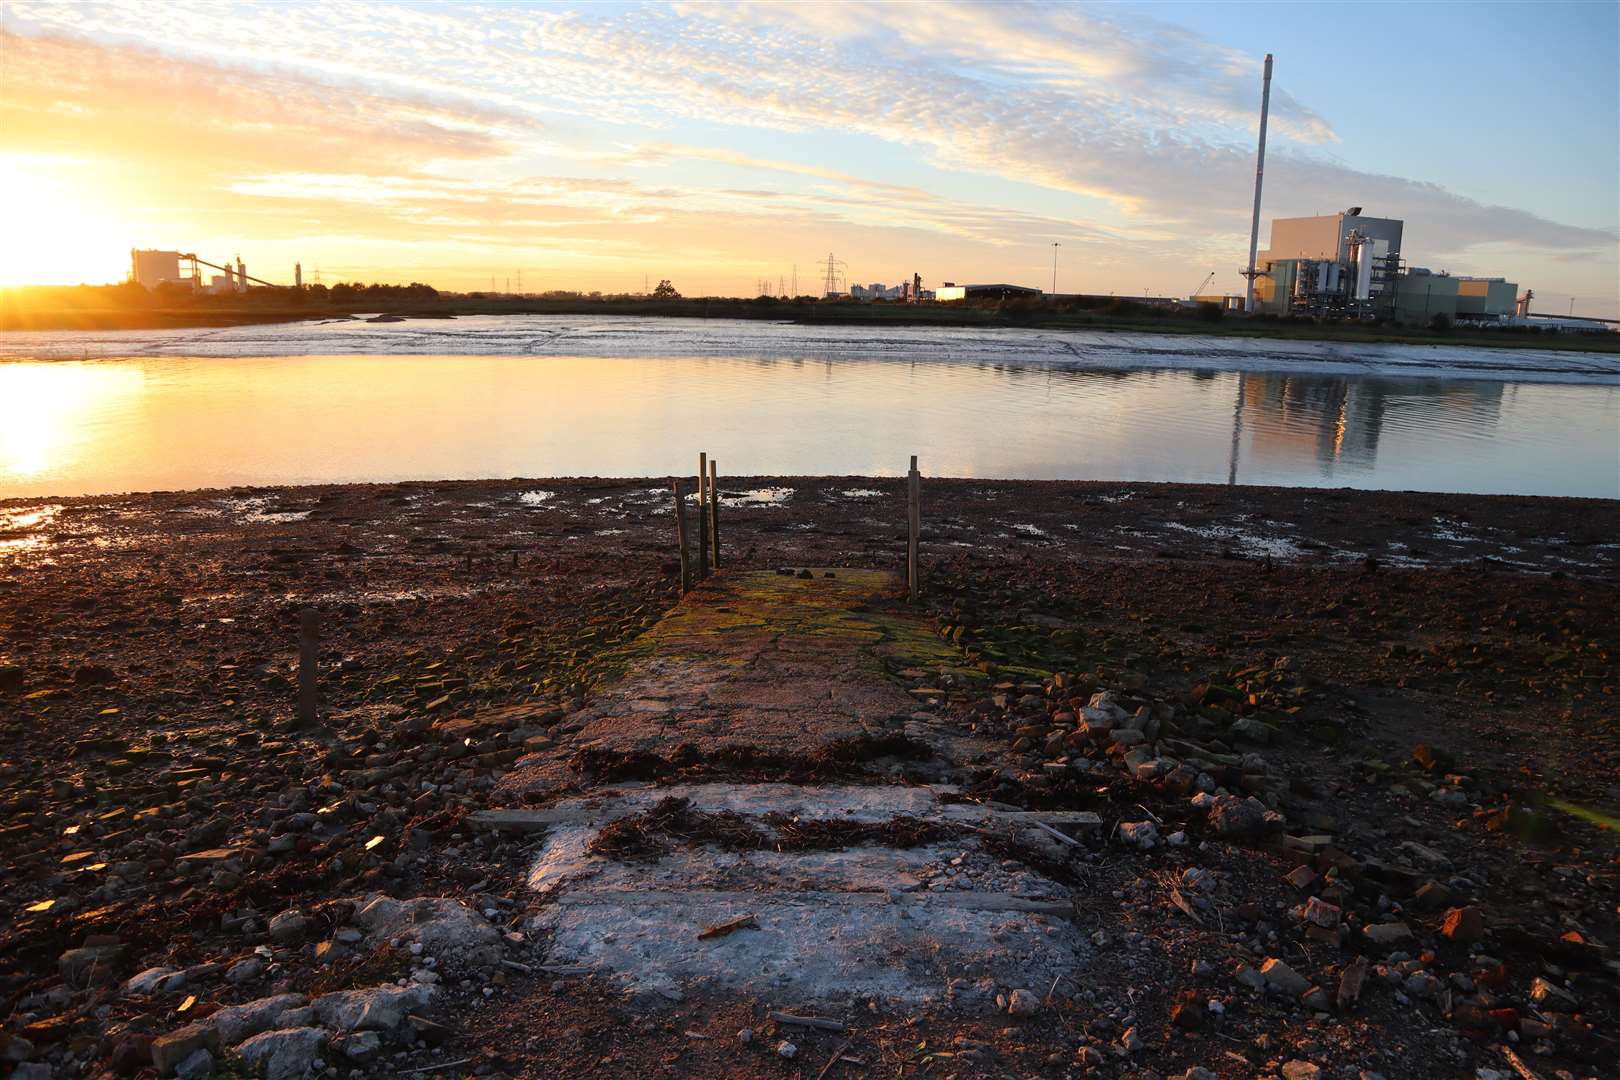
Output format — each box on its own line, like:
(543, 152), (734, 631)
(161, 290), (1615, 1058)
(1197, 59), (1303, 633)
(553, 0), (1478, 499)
(1244, 208), (1523, 324)
(129, 249), (299, 293)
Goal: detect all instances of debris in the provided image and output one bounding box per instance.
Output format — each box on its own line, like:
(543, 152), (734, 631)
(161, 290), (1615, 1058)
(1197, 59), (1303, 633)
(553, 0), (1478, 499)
(697, 913), (759, 940)
(769, 1011), (846, 1032)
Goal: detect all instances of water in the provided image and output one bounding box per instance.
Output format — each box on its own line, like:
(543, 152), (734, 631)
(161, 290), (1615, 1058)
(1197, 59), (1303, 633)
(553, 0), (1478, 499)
(1, 316), (1615, 499)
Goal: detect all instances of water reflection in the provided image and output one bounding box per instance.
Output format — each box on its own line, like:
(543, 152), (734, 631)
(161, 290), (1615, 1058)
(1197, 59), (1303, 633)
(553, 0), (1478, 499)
(0, 355), (1612, 499)
(1227, 373), (1511, 485)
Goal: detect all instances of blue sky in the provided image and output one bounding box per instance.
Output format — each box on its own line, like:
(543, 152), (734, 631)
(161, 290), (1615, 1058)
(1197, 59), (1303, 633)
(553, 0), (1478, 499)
(2, 0), (1616, 314)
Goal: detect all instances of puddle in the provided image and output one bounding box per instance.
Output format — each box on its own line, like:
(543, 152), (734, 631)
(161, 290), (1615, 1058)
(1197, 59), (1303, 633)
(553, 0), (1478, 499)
(517, 490), (555, 507)
(1011, 523), (1049, 537)
(0, 504), (63, 553)
(840, 489), (883, 499)
(719, 487), (793, 508)
(222, 496), (312, 524)
(1162, 520), (1305, 560)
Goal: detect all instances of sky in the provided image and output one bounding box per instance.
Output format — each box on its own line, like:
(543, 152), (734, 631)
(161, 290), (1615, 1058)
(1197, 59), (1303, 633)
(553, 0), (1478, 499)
(2, 0), (1616, 315)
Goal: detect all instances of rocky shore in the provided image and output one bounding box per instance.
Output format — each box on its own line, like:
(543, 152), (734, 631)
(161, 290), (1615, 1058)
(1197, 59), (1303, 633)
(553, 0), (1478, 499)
(1, 477), (1616, 1079)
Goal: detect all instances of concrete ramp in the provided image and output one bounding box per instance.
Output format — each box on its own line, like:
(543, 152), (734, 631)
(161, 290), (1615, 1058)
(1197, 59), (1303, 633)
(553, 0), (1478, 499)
(492, 571), (1094, 1008)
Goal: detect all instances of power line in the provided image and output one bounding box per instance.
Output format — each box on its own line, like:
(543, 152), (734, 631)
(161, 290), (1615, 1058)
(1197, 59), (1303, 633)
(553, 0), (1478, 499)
(820, 252), (847, 297)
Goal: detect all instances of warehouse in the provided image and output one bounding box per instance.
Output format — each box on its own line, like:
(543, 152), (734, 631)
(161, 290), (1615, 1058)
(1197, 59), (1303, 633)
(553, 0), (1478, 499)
(935, 283), (1042, 302)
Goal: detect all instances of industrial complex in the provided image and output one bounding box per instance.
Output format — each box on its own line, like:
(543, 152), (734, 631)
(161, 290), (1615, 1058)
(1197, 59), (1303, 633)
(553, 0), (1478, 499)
(1236, 207), (1526, 325)
(129, 249), (299, 293)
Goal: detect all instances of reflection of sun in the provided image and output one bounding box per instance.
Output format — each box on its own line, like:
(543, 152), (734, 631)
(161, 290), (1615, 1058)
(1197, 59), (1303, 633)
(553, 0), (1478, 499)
(0, 156), (129, 286)
(0, 363), (144, 483)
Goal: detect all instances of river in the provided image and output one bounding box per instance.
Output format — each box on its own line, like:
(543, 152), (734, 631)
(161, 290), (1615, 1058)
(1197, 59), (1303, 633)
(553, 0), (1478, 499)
(1, 316), (1616, 499)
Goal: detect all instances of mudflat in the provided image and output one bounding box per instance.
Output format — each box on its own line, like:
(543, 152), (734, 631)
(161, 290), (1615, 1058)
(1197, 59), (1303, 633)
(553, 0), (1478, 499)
(1, 477), (1616, 1078)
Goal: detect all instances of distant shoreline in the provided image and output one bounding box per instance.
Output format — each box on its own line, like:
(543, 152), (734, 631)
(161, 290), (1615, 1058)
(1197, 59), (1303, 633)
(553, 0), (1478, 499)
(3, 297), (1616, 352)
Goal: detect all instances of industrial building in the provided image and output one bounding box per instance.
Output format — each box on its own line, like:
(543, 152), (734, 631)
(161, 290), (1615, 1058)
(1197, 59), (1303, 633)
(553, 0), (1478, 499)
(1248, 209), (1520, 325)
(936, 282), (1042, 302)
(129, 250), (187, 289)
(129, 249), (292, 293)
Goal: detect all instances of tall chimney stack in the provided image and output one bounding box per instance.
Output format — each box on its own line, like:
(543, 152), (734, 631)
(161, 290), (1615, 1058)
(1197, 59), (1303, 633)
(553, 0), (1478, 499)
(1244, 53), (1274, 314)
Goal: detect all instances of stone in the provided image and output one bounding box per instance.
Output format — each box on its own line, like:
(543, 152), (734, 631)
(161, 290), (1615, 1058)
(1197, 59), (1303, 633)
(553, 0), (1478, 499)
(351, 894), (502, 968)
(267, 910), (311, 943)
(777, 1040), (797, 1059)
(1207, 794), (1271, 840)
(174, 1048), (214, 1079)
(1529, 976), (1577, 1009)
(1260, 958), (1310, 997)
(1118, 821), (1159, 850)
(1170, 1000), (1205, 1030)
(332, 1031), (382, 1062)
(1229, 717), (1274, 743)
(1403, 972), (1441, 999)
(1177, 1070), (1218, 1080)
(1441, 906), (1484, 944)
(1363, 922), (1413, 946)
(152, 1023), (222, 1077)
(124, 966), (180, 996)
(224, 956), (264, 985)
(206, 993), (307, 1046)
(1412, 880), (1455, 910)
(1302, 897), (1341, 928)
(1281, 1062), (1322, 1080)
(1301, 985), (1332, 1011)
(1285, 865), (1318, 890)
(10, 1065), (52, 1080)
(236, 1028), (327, 1080)
(1234, 964), (1266, 991)
(313, 983), (434, 1033)
(59, 943), (124, 988)
(1006, 988), (1040, 1016)
(1336, 955), (1369, 1010)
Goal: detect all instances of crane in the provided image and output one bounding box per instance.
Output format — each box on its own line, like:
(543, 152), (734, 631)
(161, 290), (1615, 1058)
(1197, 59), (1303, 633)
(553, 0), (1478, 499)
(1189, 271), (1216, 300)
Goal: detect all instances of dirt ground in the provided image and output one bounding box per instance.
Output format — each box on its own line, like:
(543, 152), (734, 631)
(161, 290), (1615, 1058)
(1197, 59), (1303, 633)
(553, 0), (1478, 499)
(1, 476), (1616, 1079)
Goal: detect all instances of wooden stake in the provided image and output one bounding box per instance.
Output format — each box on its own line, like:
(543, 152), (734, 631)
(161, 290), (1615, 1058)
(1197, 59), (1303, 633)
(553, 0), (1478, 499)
(906, 455), (920, 602)
(672, 481), (689, 595)
(297, 607), (320, 727)
(709, 458), (721, 570)
(696, 452), (709, 580)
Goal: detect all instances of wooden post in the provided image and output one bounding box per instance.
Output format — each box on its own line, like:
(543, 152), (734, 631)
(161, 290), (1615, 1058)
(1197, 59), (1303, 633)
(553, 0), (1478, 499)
(906, 455), (920, 602)
(672, 480), (690, 595)
(297, 607), (320, 727)
(696, 452), (709, 579)
(709, 458), (721, 571)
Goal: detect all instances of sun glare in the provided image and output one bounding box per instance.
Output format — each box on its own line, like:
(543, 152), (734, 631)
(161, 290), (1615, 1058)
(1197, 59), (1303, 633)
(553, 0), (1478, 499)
(0, 157), (130, 287)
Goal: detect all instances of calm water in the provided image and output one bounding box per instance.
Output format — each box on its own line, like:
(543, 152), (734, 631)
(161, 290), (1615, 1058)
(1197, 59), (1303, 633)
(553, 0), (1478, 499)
(1, 317), (1616, 498)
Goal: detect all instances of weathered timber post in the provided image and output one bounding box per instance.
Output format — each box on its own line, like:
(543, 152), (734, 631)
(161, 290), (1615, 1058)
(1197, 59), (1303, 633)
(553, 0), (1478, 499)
(906, 455), (921, 602)
(696, 452), (709, 580)
(297, 607), (320, 727)
(672, 480), (690, 595)
(709, 458), (721, 570)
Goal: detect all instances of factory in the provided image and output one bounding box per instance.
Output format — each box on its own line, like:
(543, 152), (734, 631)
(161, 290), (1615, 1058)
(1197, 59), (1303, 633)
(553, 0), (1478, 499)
(1249, 209), (1522, 325)
(129, 249), (298, 293)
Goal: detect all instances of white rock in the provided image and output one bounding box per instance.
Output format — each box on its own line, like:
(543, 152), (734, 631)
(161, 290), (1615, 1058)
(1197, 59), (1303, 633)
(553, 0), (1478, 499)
(236, 1028), (328, 1080)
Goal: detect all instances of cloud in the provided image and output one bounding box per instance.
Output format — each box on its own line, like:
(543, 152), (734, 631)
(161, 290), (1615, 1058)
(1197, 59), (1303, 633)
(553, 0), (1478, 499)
(0, 0), (1611, 300)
